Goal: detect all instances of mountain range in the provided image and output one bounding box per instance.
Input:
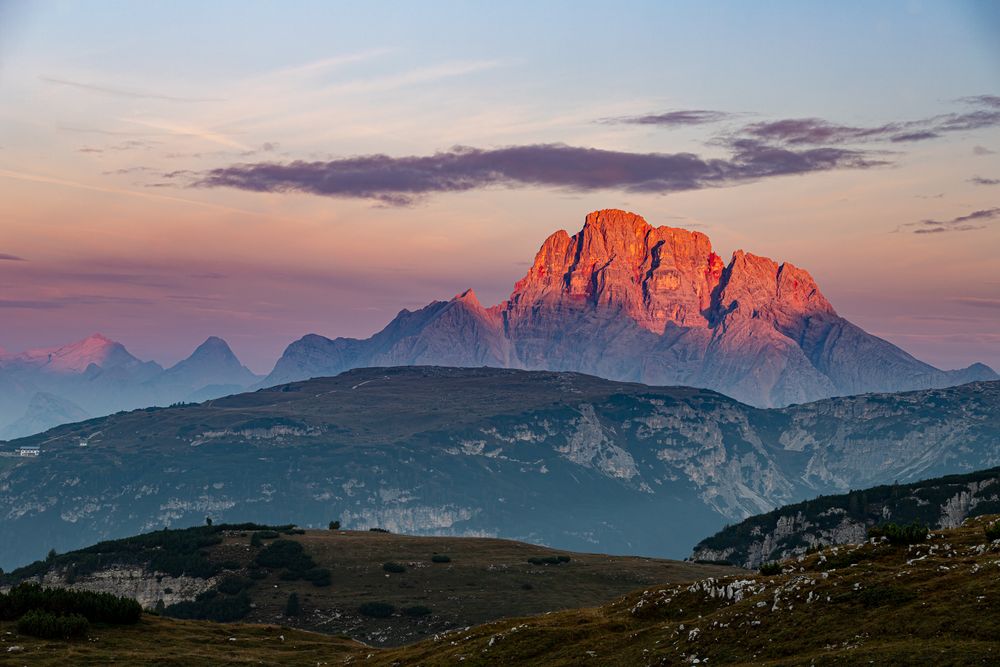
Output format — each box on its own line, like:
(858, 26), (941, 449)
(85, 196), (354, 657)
(1, 366), (997, 570)
(263, 209), (997, 407)
(0, 335), (259, 440)
(3, 208), (994, 440)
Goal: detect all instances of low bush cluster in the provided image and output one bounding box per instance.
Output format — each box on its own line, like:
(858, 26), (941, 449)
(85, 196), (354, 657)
(402, 605), (431, 617)
(868, 522), (929, 545)
(382, 561), (406, 573)
(527, 555), (571, 565)
(758, 562), (782, 576)
(16, 609), (89, 639)
(358, 602), (395, 618)
(253, 539), (328, 585)
(984, 521), (1000, 541)
(431, 554), (451, 563)
(163, 590), (251, 622)
(0, 583), (141, 640)
(0, 583), (141, 625)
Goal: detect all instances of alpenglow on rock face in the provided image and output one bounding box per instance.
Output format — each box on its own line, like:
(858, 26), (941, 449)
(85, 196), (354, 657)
(265, 209), (996, 406)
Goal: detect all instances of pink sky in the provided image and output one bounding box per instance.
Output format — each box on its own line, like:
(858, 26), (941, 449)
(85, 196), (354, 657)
(1, 2), (998, 374)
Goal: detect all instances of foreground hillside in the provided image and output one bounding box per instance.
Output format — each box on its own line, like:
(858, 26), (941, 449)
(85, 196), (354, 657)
(693, 466), (1000, 568)
(3, 523), (735, 646)
(2, 366), (998, 568)
(4, 517), (999, 665)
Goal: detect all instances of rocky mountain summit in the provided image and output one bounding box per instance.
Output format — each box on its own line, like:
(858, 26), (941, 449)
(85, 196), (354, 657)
(265, 209), (996, 407)
(2, 366), (997, 569)
(0, 335), (260, 439)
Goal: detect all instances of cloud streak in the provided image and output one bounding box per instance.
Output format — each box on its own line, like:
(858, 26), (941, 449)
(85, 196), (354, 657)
(603, 109), (734, 127)
(970, 176), (1000, 186)
(905, 207), (1000, 234)
(190, 141), (882, 205)
(41, 76), (223, 102)
(0, 253), (25, 261)
(731, 95), (1000, 146)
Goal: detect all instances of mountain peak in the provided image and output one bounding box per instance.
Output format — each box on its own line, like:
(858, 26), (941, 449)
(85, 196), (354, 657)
(453, 288), (481, 307)
(13, 333), (139, 373)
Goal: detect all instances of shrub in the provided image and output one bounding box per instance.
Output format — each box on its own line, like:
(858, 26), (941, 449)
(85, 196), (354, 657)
(985, 521), (1000, 541)
(759, 562), (782, 575)
(527, 556), (563, 565)
(303, 568), (332, 587)
(868, 522), (929, 545)
(283, 528), (305, 535)
(216, 576), (250, 595)
(368, 528), (390, 533)
(431, 554), (451, 563)
(358, 602), (395, 618)
(255, 530), (280, 540)
(255, 540), (315, 572)
(17, 610), (89, 639)
(382, 562), (406, 573)
(521, 583), (533, 590)
(247, 569), (268, 580)
(250, 532), (263, 547)
(163, 592), (250, 622)
(328, 521), (341, 530)
(402, 605), (431, 617)
(285, 593), (300, 617)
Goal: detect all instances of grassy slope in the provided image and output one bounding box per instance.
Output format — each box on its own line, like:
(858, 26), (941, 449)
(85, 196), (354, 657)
(4, 518), (1000, 665)
(241, 530), (736, 645)
(373, 515), (1000, 666)
(8, 526), (737, 647)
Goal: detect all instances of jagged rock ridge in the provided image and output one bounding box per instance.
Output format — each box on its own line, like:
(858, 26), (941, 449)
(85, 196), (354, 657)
(265, 209), (997, 406)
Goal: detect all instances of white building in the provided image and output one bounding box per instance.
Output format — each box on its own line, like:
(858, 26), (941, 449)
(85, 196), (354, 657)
(17, 446), (40, 457)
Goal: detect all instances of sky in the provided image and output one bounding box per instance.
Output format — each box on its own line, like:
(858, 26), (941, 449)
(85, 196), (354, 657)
(0, 0), (998, 374)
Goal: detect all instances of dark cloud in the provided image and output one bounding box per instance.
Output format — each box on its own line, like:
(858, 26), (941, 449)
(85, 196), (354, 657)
(190, 142), (882, 205)
(970, 176), (1000, 186)
(603, 109), (734, 127)
(734, 96), (1000, 147)
(0, 253), (25, 261)
(906, 207), (1000, 234)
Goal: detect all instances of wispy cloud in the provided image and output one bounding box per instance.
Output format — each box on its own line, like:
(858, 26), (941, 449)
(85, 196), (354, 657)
(601, 109), (734, 127)
(729, 95), (1000, 147)
(903, 207), (1000, 234)
(0, 253), (25, 261)
(40, 76), (223, 103)
(0, 294), (152, 309)
(969, 176), (1000, 186)
(953, 297), (1000, 310)
(186, 140), (882, 205)
(119, 118), (249, 150)
(974, 145), (996, 155)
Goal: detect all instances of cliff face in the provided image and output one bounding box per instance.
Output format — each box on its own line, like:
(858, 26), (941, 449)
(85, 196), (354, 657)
(264, 209), (996, 407)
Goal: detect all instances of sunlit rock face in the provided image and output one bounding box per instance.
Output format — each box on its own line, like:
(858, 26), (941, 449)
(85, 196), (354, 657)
(265, 209), (997, 407)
